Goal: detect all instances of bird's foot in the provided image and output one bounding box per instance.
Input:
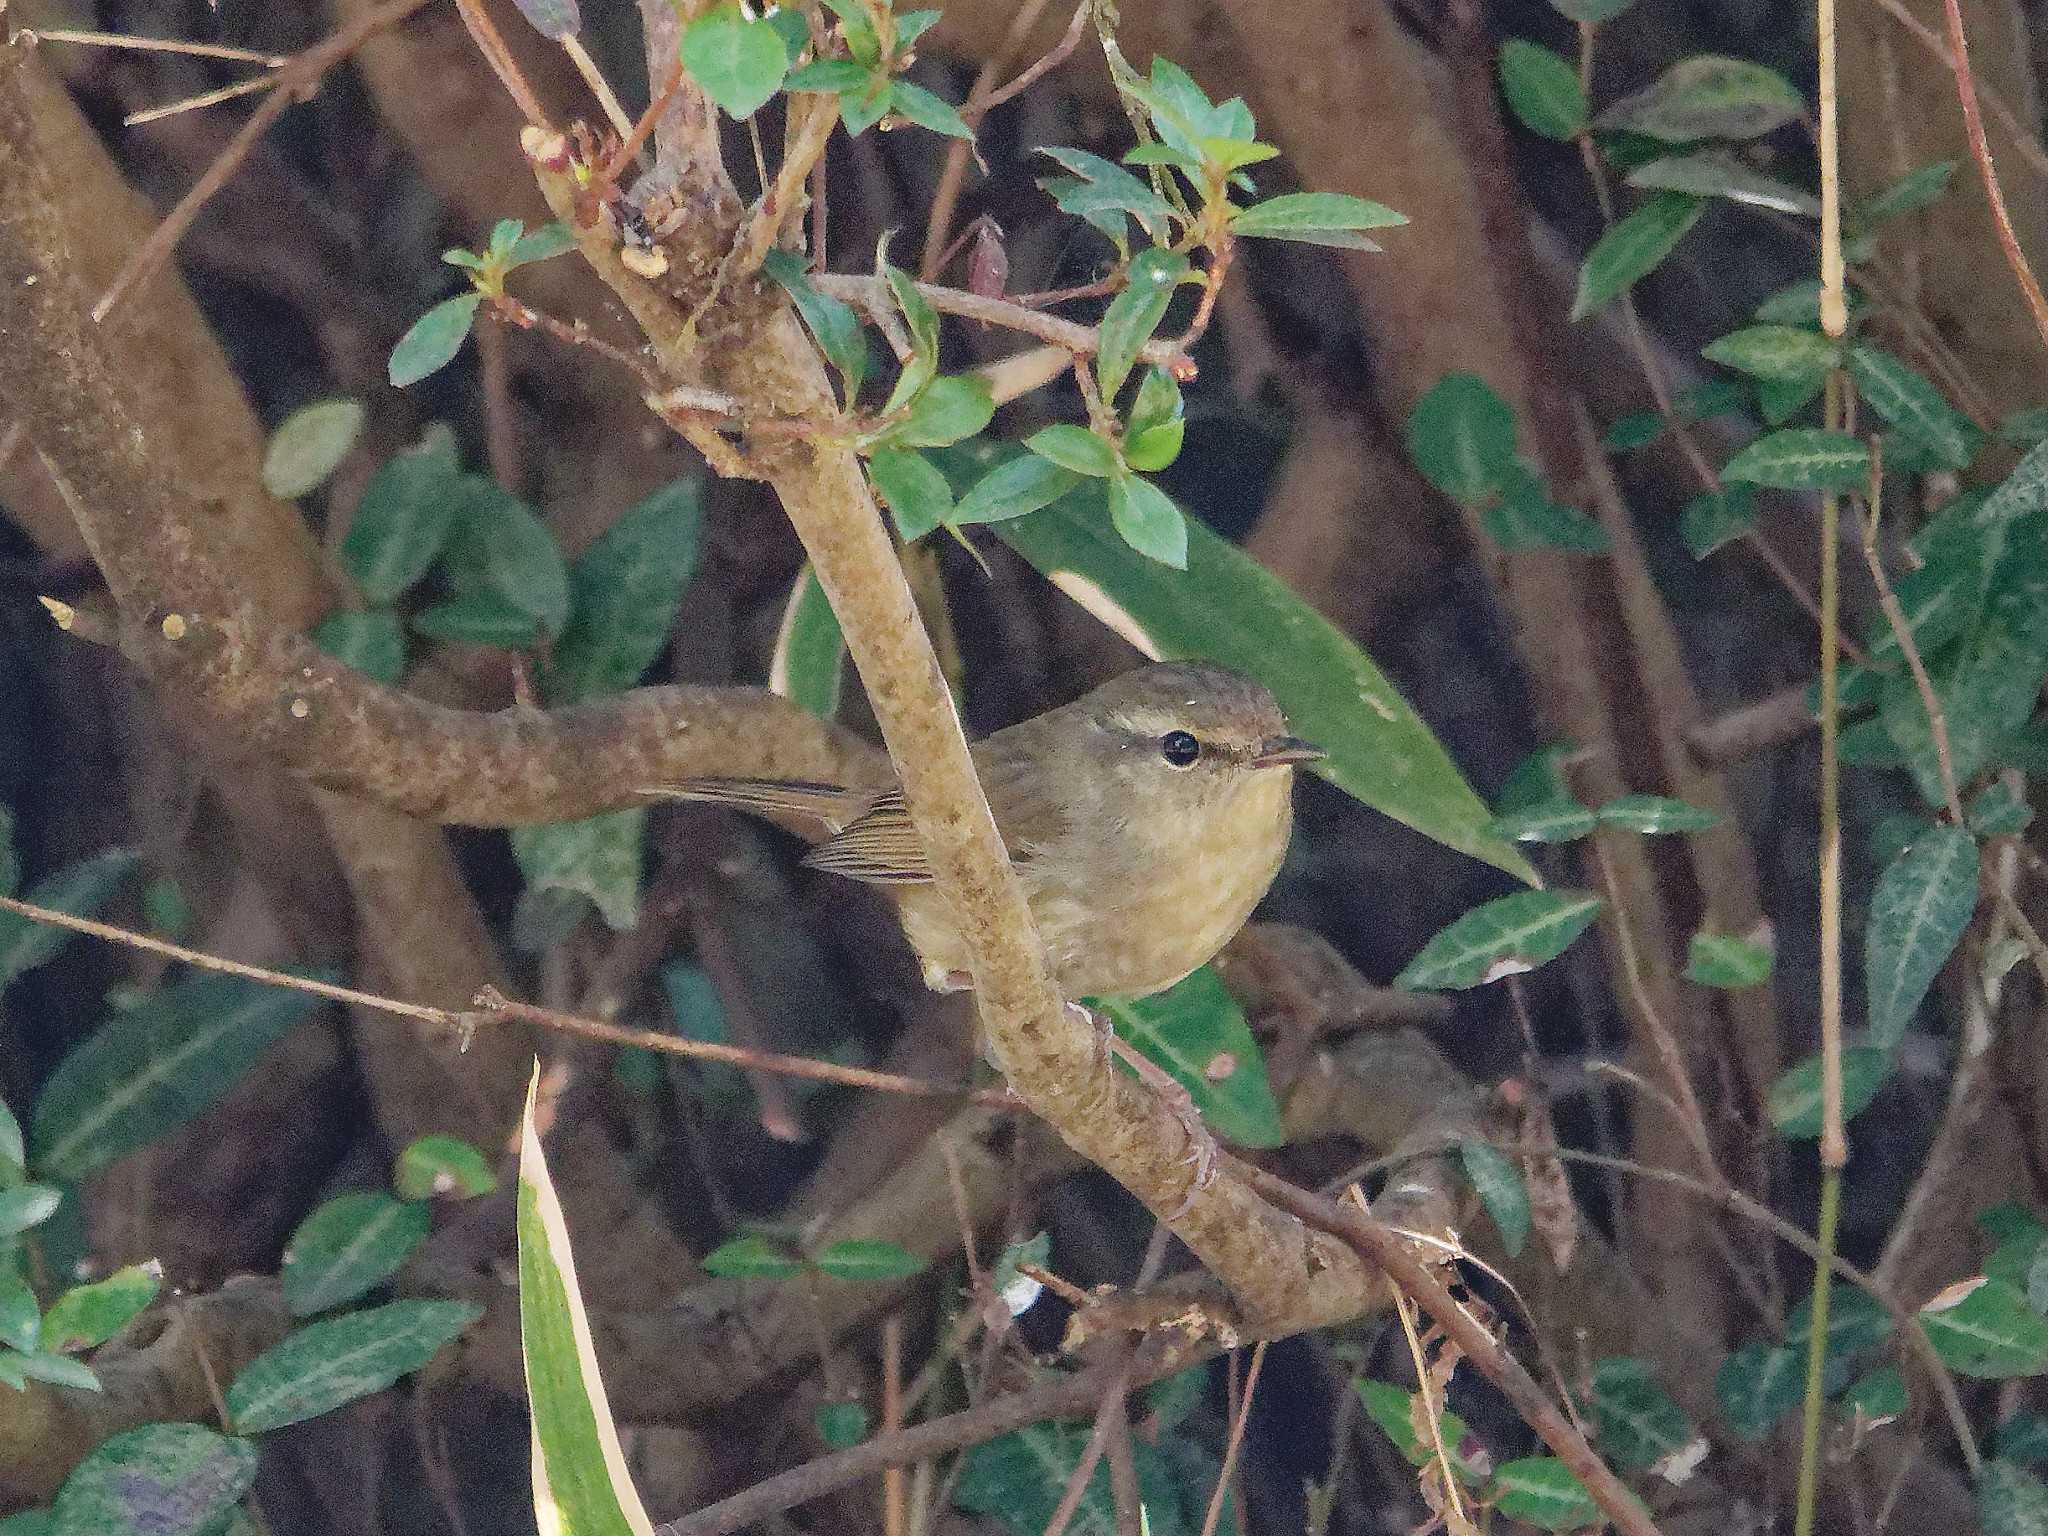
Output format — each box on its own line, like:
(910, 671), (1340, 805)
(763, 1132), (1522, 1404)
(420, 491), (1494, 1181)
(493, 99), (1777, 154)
(1066, 1002), (1219, 1220)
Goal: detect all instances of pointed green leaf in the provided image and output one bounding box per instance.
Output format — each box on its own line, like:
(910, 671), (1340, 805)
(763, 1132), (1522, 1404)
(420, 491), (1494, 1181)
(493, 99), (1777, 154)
(508, 221), (577, 267)
(1025, 425), (1121, 478)
(282, 1192), (431, 1316)
(0, 1186), (61, 1239)
(1499, 40), (1588, 140)
(1395, 890), (1602, 990)
(1686, 929), (1774, 987)
(1091, 966), (1282, 1148)
(1723, 428), (1871, 489)
(49, 1423), (256, 1536)
(1597, 793), (1720, 833)
(1848, 343), (1974, 470)
(1597, 55), (1804, 141)
(1702, 325), (1840, 382)
(702, 1235), (804, 1279)
(1107, 474), (1188, 569)
(1982, 1460), (2048, 1536)
(263, 399), (365, 499)
(1356, 1380), (1489, 1481)
(411, 591), (539, 649)
(1628, 150), (1818, 214)
(951, 453), (1082, 527)
(1571, 193), (1703, 319)
(1096, 248), (1189, 403)
(1492, 1457), (1601, 1531)
(310, 611), (406, 685)
(0, 849), (138, 991)
(1866, 824), (1978, 1049)
(1768, 1046), (1891, 1137)
(762, 249), (869, 403)
(511, 809), (647, 939)
(1489, 800), (1598, 843)
(869, 448), (955, 541)
(339, 436), (463, 603)
(549, 478), (703, 703)
(1407, 373), (1518, 505)
(1460, 1140), (1530, 1256)
(1592, 1358), (1694, 1472)
(812, 1239), (928, 1282)
(225, 1299), (478, 1433)
(40, 1263), (159, 1354)
(388, 294), (480, 388)
(888, 80), (973, 141)
(889, 374), (994, 448)
(1922, 1278), (2048, 1379)
(1483, 472), (1610, 553)
(1717, 1341), (1803, 1440)
(1229, 191), (1406, 245)
(1854, 161), (1959, 227)
(1680, 486), (1757, 558)
(31, 971), (333, 1181)
(441, 477), (571, 635)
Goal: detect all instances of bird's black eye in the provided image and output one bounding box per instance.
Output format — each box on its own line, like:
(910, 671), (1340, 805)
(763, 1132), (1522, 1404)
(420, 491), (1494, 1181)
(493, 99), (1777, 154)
(1160, 730), (1202, 767)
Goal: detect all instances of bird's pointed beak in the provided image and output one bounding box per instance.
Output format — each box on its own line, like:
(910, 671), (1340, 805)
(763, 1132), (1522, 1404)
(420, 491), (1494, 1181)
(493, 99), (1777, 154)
(1252, 735), (1325, 769)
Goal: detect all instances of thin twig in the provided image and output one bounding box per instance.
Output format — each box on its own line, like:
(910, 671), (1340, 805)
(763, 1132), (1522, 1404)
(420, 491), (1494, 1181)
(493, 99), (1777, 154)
(560, 33), (634, 142)
(1041, 1348), (1138, 1536)
(21, 27), (290, 64)
(123, 74), (279, 128)
(1864, 0), (2048, 182)
(1199, 1340), (1265, 1536)
(91, 0), (433, 323)
(0, 895), (1007, 1105)
(449, 0), (550, 127)
(1937, 0), (2048, 357)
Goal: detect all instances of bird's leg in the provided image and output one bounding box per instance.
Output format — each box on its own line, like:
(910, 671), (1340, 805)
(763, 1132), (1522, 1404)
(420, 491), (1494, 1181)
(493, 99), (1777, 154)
(1065, 1002), (1218, 1218)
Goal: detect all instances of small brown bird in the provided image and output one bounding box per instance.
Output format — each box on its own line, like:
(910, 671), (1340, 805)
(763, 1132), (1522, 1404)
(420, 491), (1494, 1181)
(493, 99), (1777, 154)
(649, 660), (1321, 1001)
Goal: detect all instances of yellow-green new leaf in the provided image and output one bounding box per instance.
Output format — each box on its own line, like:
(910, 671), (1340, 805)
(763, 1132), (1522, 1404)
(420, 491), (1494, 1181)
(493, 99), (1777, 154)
(519, 1065), (655, 1536)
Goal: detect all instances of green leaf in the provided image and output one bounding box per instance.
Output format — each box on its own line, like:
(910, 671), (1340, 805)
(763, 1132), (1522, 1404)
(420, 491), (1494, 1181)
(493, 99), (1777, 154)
(951, 453), (1083, 527)
(888, 79), (973, 141)
(1498, 40), (1588, 140)
(1407, 373), (1519, 505)
(880, 259), (940, 411)
(1495, 742), (1576, 813)
(762, 248), (869, 403)
(1848, 343), (1975, 470)
(282, 1191), (430, 1316)
(338, 437), (463, 604)
(1026, 425), (1121, 478)
(1107, 474), (1188, 569)
(1492, 1457), (1601, 1531)
(410, 592), (539, 649)
(1998, 407), (2048, 446)
(40, 1263), (158, 1354)
(869, 448), (955, 541)
(819, 0), (879, 64)
(1123, 368), (1186, 473)
(1882, 625), (2047, 801)
(1570, 193), (1704, 319)
(1768, 1045), (1891, 1137)
(812, 1239), (928, 1282)
(549, 478), (703, 703)
(1723, 428), (1872, 489)
(441, 477), (571, 636)
(771, 565), (846, 720)
(0, 1185), (61, 1239)
(1489, 800), (1598, 843)
(1591, 1358), (1694, 1472)
(1627, 150), (1818, 214)
(955, 1420), (1191, 1536)
(1716, 1341), (1803, 1440)
(389, 294), (480, 387)
(1597, 793), (1720, 833)
(49, 1423), (255, 1536)
(1395, 890), (1602, 990)
(1922, 1277), (2048, 1378)
(785, 59), (871, 92)
(31, 971), (333, 1181)
(1229, 191), (1406, 248)
(0, 1096), (19, 1174)
(1981, 1460), (2048, 1536)
(1482, 472), (1611, 553)
(0, 1266), (38, 1353)
(1702, 324), (1840, 382)
(507, 221), (576, 267)
(1756, 371), (1827, 425)
(310, 611), (406, 685)
(1597, 55), (1805, 141)
(702, 1235), (805, 1279)
(1755, 279), (1866, 326)
(1355, 1380), (1489, 1482)
(1866, 824), (1979, 1049)
(681, 2), (789, 118)
(889, 374), (994, 449)
(1036, 146), (1174, 244)
(263, 399), (365, 499)
(2000, 1414), (2048, 1467)
(515, 1065), (656, 1534)
(1090, 967), (1283, 1148)
(0, 849), (138, 991)
(394, 1135), (496, 1201)
(11, 1351), (98, 1391)
(1686, 929), (1774, 987)
(1460, 1140), (1530, 1256)
(225, 1298), (479, 1433)
(1680, 486), (1757, 559)
(1096, 248), (1189, 403)
(0, 1510), (51, 1536)
(815, 1399), (871, 1448)
(1603, 411), (1666, 452)
(837, 73), (894, 137)
(1970, 782), (2034, 837)
(1854, 161), (1959, 227)
(511, 810), (647, 939)
(986, 480), (1532, 881)
(1864, 555), (1980, 666)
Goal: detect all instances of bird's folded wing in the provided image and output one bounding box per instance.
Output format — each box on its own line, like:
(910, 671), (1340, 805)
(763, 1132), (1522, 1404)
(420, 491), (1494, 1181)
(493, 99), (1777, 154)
(645, 777), (874, 830)
(802, 791), (934, 884)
